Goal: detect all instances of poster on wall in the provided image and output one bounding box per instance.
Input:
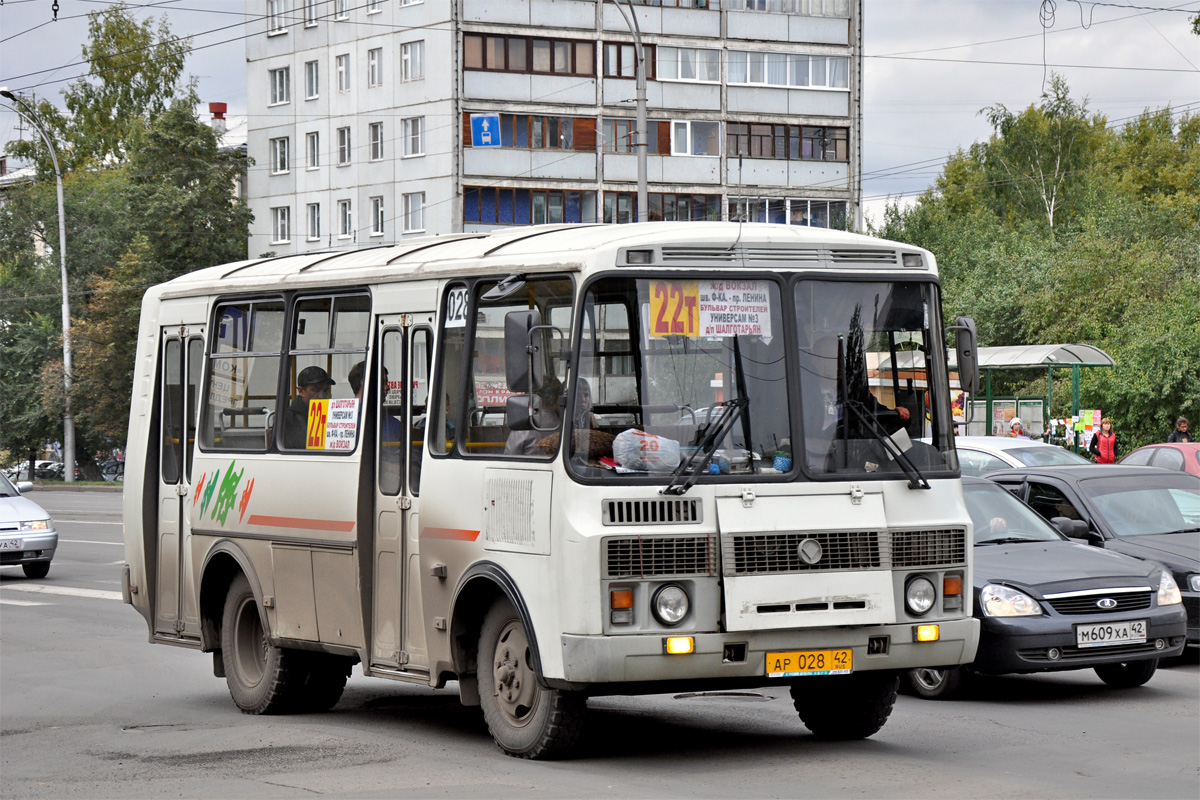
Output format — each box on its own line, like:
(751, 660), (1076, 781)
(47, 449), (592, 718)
(991, 400), (1016, 437)
(1018, 399), (1044, 437)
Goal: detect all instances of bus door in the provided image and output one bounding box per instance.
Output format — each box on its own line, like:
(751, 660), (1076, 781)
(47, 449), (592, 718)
(154, 328), (204, 639)
(371, 317), (433, 672)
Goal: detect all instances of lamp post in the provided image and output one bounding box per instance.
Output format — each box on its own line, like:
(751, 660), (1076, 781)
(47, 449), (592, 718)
(612, 0), (648, 223)
(1, 87), (76, 483)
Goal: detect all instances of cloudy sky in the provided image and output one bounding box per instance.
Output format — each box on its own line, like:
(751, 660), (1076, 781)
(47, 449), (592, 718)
(2, 0), (1197, 225)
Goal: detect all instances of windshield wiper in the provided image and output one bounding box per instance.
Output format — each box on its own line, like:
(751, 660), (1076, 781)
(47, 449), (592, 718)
(661, 398), (749, 496)
(977, 536), (1041, 545)
(845, 399), (930, 490)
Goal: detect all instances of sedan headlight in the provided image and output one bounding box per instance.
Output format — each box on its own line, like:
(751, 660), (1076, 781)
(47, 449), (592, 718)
(19, 519), (50, 532)
(980, 584), (1043, 617)
(1158, 572), (1182, 606)
(651, 584), (689, 626)
(1188, 574), (1200, 593)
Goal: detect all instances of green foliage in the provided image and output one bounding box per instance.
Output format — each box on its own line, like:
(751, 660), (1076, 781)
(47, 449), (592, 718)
(874, 80), (1199, 448)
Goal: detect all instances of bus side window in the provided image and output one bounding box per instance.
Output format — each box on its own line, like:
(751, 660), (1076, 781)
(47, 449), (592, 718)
(408, 328), (431, 494)
(200, 300), (284, 452)
(379, 328), (403, 496)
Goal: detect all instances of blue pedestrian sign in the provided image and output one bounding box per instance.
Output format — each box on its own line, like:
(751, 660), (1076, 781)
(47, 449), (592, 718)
(470, 113), (501, 147)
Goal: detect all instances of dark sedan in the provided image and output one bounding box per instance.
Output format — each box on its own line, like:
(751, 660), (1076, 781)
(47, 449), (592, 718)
(986, 465), (1200, 649)
(904, 478), (1187, 699)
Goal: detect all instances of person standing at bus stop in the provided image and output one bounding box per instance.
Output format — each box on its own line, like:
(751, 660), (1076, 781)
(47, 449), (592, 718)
(1088, 417), (1119, 463)
(283, 366), (335, 449)
(1167, 416), (1192, 443)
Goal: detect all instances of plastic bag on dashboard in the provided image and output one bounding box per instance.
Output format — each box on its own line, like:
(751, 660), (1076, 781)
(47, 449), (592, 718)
(612, 429), (681, 472)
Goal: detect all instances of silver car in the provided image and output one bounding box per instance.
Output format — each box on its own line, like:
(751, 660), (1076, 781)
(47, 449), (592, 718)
(0, 471), (58, 578)
(952, 435), (1091, 476)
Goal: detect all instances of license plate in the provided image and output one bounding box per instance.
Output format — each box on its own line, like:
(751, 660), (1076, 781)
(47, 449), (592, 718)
(0, 538), (21, 550)
(1076, 619), (1147, 648)
(766, 649), (853, 677)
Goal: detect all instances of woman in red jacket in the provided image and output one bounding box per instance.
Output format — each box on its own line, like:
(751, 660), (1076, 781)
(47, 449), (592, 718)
(1089, 417), (1119, 464)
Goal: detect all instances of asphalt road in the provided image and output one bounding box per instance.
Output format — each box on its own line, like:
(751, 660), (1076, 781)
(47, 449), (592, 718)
(2, 489), (1197, 799)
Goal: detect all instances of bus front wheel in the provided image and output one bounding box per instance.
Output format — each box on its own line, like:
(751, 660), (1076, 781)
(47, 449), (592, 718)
(476, 599), (585, 759)
(221, 573), (306, 714)
(791, 671), (899, 740)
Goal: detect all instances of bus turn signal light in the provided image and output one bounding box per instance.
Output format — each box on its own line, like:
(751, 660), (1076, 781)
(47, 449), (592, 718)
(611, 589), (633, 609)
(943, 575), (963, 595)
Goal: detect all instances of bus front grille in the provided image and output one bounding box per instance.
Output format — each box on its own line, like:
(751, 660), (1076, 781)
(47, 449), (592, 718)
(602, 498), (702, 526)
(604, 535), (716, 579)
(723, 531), (882, 575)
(890, 528), (967, 568)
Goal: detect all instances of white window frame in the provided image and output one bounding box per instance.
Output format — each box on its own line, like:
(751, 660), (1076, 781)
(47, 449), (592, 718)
(367, 0), (383, 13)
(269, 67), (290, 105)
(402, 192), (425, 233)
(728, 51), (850, 90)
(306, 131), (320, 169)
(267, 0), (288, 35)
(370, 196), (385, 236)
(367, 48), (383, 88)
(335, 0), (348, 20)
(401, 41), (424, 82)
(336, 54), (350, 92)
(338, 199), (353, 238)
(400, 0), (424, 6)
(402, 117), (424, 157)
(656, 46), (720, 83)
(369, 122), (385, 161)
(670, 120), (720, 157)
(304, 0), (319, 26)
(271, 206), (291, 243)
(306, 203), (321, 240)
(270, 136), (290, 173)
(336, 126), (351, 165)
(304, 60), (319, 99)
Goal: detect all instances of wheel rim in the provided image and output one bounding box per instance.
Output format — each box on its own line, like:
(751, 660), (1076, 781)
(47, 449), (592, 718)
(911, 668), (947, 691)
(491, 619), (541, 728)
(233, 596), (267, 687)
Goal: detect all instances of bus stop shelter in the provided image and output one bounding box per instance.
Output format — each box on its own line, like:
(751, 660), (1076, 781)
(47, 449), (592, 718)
(950, 343), (1114, 438)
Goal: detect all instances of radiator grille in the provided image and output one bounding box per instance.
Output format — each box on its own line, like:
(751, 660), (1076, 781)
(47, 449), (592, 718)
(604, 535), (716, 578)
(723, 531), (882, 575)
(829, 248), (899, 264)
(891, 528), (967, 568)
(1045, 592), (1152, 616)
(603, 498), (702, 526)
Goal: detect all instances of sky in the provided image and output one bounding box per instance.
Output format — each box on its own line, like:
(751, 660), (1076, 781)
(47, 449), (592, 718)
(2, 0), (1197, 226)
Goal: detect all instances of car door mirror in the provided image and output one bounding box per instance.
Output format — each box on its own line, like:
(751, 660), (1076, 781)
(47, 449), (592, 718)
(1052, 517), (1101, 543)
(16, 481), (34, 493)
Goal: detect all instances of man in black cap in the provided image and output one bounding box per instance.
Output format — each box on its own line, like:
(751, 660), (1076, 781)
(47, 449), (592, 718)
(283, 366), (336, 449)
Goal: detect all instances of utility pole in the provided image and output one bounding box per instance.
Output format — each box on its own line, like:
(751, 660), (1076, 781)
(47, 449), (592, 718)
(613, 0), (648, 222)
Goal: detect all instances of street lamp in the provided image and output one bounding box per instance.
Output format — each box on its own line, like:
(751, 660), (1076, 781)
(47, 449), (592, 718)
(1, 87), (76, 483)
(612, 0), (649, 223)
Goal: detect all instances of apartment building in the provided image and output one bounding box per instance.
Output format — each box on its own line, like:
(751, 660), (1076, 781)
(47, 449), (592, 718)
(245, 0), (861, 256)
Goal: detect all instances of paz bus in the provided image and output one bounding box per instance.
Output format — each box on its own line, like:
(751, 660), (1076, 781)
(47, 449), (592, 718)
(122, 222), (981, 758)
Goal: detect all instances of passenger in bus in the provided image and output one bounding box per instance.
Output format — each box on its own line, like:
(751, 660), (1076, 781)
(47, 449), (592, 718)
(348, 361), (403, 482)
(505, 377), (564, 455)
(282, 366), (335, 449)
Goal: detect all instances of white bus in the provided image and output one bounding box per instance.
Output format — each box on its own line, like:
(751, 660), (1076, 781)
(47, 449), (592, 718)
(122, 222), (981, 758)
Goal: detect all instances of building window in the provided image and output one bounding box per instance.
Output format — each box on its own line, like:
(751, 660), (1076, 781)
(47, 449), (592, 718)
(367, 48), (383, 87)
(307, 203), (321, 240)
(728, 51), (849, 89)
(337, 126), (351, 164)
(618, 0), (712, 6)
(602, 118), (665, 154)
(270, 136), (290, 173)
(464, 187), (595, 225)
(670, 120), (720, 156)
(304, 0), (319, 26)
(401, 117), (424, 157)
(338, 199), (352, 237)
(401, 0), (423, 5)
(469, 113), (595, 151)
(656, 47), (719, 83)
(369, 122), (385, 161)
(728, 196), (848, 229)
(336, 54), (350, 92)
(271, 206), (291, 243)
(403, 192), (425, 232)
(726, 123), (848, 161)
(267, 0), (287, 34)
(604, 192), (722, 224)
(603, 42), (654, 79)
(306, 131), (320, 168)
(370, 196), (385, 235)
(367, 0), (382, 12)
(726, 0), (850, 16)
(464, 34), (594, 76)
(304, 60), (319, 99)
(269, 67), (290, 105)
(335, 0), (349, 20)
(401, 41), (425, 81)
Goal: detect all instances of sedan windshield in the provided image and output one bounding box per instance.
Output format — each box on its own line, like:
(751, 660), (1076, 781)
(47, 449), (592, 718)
(0, 472), (17, 498)
(963, 483), (1064, 544)
(1007, 446), (1090, 467)
(1080, 475), (1200, 535)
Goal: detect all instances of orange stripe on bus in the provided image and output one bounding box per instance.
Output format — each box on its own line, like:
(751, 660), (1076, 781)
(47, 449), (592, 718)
(422, 527), (481, 541)
(246, 515), (356, 533)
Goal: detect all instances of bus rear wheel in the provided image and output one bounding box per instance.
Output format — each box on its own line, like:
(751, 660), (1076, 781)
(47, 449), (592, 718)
(791, 671), (899, 740)
(221, 573), (306, 714)
(477, 599), (585, 759)
(296, 653), (352, 712)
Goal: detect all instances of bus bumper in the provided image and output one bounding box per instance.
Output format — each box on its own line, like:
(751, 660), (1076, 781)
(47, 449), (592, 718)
(560, 618), (980, 684)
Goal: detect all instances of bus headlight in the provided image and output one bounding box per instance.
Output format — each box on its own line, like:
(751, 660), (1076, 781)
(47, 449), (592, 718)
(652, 584), (689, 626)
(1158, 572), (1182, 606)
(905, 576), (936, 616)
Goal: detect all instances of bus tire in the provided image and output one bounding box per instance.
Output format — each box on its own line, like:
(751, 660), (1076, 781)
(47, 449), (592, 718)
(477, 599), (585, 759)
(220, 573), (305, 714)
(791, 671), (899, 740)
(296, 653), (351, 712)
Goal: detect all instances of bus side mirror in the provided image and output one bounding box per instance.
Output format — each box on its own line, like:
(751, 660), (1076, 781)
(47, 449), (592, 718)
(506, 395), (537, 432)
(505, 309), (544, 394)
(949, 316), (980, 395)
